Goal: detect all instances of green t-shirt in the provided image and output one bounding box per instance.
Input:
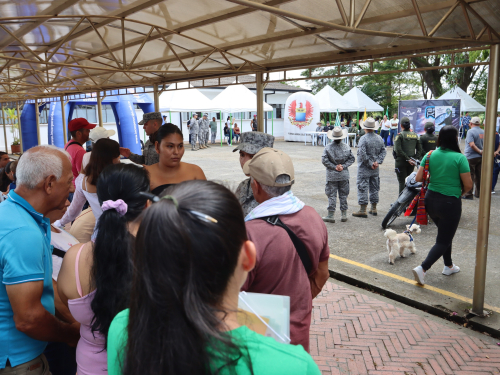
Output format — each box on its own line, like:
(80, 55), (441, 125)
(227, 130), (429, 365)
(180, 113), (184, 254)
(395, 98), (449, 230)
(107, 309), (320, 375)
(424, 147), (470, 198)
(210, 121), (218, 132)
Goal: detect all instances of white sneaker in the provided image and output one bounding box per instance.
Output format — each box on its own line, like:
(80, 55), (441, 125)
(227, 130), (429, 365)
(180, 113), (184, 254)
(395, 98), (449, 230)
(442, 264), (460, 275)
(492, 191), (496, 194)
(412, 266), (425, 285)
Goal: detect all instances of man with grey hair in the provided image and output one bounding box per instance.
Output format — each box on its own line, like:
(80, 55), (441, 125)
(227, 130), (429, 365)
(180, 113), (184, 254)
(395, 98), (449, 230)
(241, 147), (330, 352)
(198, 113), (211, 149)
(119, 111), (161, 165)
(0, 145), (80, 374)
(234, 131), (275, 216)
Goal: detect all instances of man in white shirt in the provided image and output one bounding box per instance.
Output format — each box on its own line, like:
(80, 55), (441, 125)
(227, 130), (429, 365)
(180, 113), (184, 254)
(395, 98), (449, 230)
(380, 115), (391, 146)
(390, 114), (399, 146)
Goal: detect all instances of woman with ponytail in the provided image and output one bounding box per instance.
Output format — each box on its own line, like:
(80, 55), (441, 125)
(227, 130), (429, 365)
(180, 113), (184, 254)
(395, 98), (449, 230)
(57, 164), (150, 375)
(107, 180), (321, 375)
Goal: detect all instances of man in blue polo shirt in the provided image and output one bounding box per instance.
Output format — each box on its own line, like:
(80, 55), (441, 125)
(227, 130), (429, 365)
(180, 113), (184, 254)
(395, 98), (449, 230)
(0, 145), (80, 374)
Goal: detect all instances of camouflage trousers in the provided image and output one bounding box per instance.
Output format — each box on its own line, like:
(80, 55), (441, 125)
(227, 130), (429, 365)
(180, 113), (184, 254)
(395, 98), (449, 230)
(357, 175), (380, 205)
(325, 180), (350, 212)
(200, 130), (210, 146)
(190, 134), (198, 147)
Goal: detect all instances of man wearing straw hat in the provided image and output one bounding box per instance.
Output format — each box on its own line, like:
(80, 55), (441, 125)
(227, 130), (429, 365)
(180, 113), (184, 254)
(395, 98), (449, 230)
(353, 117), (386, 218)
(322, 127), (355, 223)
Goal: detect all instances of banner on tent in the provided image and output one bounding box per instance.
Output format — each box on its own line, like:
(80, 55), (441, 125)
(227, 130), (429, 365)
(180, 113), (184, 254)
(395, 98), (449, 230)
(284, 92), (320, 141)
(398, 99), (461, 135)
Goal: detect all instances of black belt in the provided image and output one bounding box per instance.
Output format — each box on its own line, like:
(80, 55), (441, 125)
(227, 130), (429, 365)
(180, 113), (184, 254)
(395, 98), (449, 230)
(52, 247), (66, 258)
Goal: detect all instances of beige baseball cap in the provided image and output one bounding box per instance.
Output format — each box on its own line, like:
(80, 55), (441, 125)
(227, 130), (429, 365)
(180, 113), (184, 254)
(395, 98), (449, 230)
(471, 116), (482, 125)
(242, 148), (294, 187)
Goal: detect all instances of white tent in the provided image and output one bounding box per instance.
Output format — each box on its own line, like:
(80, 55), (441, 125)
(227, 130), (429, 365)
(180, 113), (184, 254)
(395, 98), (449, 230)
(497, 98), (500, 111)
(315, 86), (357, 112)
(438, 87), (485, 112)
(209, 84), (273, 112)
(159, 84), (213, 112)
(342, 87), (384, 112)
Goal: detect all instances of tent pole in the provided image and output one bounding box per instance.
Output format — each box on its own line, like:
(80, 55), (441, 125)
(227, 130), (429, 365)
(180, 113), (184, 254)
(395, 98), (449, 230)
(256, 72), (264, 132)
(169, 110), (171, 123)
(60, 96), (67, 144)
(35, 98), (41, 146)
(153, 84), (159, 112)
(472, 43), (500, 316)
(329, 112), (331, 124)
(220, 111), (222, 147)
(17, 101), (23, 152)
(1, 104), (7, 153)
(97, 91), (103, 127)
(230, 113), (232, 146)
(272, 110), (274, 136)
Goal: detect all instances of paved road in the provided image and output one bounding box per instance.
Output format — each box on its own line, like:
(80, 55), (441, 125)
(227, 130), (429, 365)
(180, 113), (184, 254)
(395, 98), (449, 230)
(312, 280), (500, 375)
(183, 139), (500, 322)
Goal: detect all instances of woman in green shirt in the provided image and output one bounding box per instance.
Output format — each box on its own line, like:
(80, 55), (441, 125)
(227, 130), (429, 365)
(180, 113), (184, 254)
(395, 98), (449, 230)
(412, 125), (472, 286)
(107, 181), (321, 375)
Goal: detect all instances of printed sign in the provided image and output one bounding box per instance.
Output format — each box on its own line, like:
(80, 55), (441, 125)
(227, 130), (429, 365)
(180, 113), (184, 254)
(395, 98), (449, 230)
(284, 92), (320, 141)
(399, 99), (461, 134)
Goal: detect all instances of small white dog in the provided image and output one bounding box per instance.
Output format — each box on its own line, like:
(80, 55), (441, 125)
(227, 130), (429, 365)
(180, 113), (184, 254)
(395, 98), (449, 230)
(384, 224), (421, 265)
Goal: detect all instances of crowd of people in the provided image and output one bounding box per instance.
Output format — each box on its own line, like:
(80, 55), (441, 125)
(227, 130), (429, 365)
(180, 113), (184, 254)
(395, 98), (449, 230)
(0, 111), (329, 375)
(0, 107), (497, 374)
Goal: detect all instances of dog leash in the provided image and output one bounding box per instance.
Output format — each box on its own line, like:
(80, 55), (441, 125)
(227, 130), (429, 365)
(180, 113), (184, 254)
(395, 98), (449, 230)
(404, 215), (417, 242)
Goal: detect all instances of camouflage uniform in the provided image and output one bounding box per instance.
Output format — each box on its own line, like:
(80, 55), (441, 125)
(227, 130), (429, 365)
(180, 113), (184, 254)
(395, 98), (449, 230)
(356, 128), (365, 144)
(199, 116), (210, 147)
(394, 123), (423, 193)
(189, 116), (200, 149)
(233, 132), (275, 216)
(129, 111), (161, 165)
(348, 125), (358, 146)
(356, 132), (386, 205)
(322, 142), (355, 212)
(316, 124), (323, 145)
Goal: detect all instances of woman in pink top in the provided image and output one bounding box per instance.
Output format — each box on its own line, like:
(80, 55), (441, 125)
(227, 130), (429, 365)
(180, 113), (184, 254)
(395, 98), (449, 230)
(57, 164), (150, 375)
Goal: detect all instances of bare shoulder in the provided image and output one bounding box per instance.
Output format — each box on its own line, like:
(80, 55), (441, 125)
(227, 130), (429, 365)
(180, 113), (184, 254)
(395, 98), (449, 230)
(181, 162), (207, 180)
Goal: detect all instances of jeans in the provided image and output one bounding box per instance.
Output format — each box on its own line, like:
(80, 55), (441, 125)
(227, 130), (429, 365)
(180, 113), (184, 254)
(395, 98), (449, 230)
(421, 190), (462, 271)
(234, 134), (240, 142)
(380, 130), (389, 146)
(211, 131), (216, 143)
(493, 158), (500, 191)
(390, 129), (398, 145)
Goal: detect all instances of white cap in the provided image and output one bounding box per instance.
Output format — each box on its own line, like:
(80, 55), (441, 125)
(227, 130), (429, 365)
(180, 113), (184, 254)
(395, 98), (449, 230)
(89, 127), (116, 141)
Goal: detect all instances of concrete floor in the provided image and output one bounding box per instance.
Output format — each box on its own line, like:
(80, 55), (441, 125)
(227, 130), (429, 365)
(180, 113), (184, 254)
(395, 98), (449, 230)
(183, 139), (500, 326)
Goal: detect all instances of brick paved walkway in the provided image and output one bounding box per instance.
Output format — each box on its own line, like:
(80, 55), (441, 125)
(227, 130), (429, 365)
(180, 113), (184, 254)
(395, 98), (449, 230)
(311, 281), (500, 375)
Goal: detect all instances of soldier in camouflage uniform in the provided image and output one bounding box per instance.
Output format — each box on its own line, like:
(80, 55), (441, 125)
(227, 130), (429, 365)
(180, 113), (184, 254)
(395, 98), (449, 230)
(234, 132), (275, 216)
(353, 117), (387, 218)
(199, 113), (211, 149)
(394, 117), (423, 193)
(419, 121), (438, 153)
(322, 127), (355, 224)
(189, 113), (200, 151)
(120, 111), (161, 165)
(348, 123), (358, 147)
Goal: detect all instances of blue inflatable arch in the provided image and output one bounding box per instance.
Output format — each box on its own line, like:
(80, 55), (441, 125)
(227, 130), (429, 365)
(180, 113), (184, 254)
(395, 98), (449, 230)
(21, 92), (154, 154)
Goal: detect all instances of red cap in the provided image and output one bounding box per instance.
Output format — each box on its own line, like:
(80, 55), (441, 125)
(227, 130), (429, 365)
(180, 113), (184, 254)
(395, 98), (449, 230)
(68, 118), (96, 132)
(254, 115), (257, 117)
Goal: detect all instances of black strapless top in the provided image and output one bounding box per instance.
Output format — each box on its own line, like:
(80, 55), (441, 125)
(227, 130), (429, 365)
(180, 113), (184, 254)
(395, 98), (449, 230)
(151, 183), (175, 196)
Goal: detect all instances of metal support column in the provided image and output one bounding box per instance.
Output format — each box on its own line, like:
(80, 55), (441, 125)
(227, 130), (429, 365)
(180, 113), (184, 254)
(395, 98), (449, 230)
(472, 43), (500, 316)
(35, 98), (41, 146)
(97, 91), (103, 127)
(256, 72), (264, 132)
(1, 105), (7, 153)
(154, 84), (160, 112)
(60, 96), (67, 143)
(16, 101), (23, 152)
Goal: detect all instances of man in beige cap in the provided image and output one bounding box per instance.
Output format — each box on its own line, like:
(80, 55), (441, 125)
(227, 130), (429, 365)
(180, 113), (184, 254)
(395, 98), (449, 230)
(463, 116), (484, 199)
(353, 117), (386, 217)
(119, 111), (161, 165)
(241, 147), (330, 352)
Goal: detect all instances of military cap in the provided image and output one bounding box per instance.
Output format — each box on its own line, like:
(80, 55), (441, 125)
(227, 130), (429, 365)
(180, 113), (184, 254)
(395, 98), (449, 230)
(424, 121), (435, 130)
(232, 131), (275, 155)
(138, 119), (144, 125)
(142, 112), (162, 122)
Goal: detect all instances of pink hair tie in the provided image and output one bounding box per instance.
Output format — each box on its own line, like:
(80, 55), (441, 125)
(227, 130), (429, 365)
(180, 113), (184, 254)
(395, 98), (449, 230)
(101, 199), (128, 216)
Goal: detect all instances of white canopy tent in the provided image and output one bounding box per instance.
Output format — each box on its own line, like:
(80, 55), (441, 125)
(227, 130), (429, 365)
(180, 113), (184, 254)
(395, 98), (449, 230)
(159, 85), (213, 112)
(209, 85), (273, 112)
(342, 87), (384, 112)
(438, 87), (485, 112)
(497, 99), (500, 112)
(315, 86), (357, 112)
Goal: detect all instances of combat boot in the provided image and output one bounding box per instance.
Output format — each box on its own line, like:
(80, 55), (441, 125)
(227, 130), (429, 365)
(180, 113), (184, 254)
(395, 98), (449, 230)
(352, 205), (368, 218)
(368, 203), (377, 216)
(322, 211), (335, 223)
(341, 211), (347, 222)
(191, 144), (197, 151)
